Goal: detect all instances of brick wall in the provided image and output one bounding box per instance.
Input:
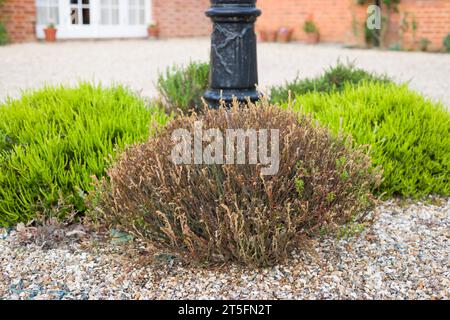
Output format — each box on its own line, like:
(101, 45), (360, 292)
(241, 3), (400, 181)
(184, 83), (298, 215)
(0, 0), (448, 49)
(255, 0), (450, 50)
(0, 0), (36, 43)
(256, 0), (362, 44)
(152, 0), (211, 38)
(396, 0), (450, 50)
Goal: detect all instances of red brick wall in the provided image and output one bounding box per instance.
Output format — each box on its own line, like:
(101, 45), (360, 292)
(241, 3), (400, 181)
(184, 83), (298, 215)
(152, 0), (211, 38)
(256, 0), (362, 44)
(396, 0), (450, 50)
(1, 0), (448, 49)
(0, 0), (36, 43)
(255, 0), (450, 50)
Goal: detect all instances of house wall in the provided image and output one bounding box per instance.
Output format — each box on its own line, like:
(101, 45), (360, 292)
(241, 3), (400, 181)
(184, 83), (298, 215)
(0, 0), (36, 43)
(152, 0), (449, 50)
(151, 0), (366, 45)
(256, 0), (364, 45)
(395, 0), (450, 50)
(152, 0), (211, 38)
(1, 0), (449, 50)
(255, 0), (450, 50)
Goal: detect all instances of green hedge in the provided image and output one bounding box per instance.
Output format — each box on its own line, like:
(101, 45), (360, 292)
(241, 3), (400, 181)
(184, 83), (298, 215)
(157, 61), (209, 114)
(0, 83), (169, 226)
(0, 21), (8, 46)
(285, 82), (450, 198)
(270, 62), (391, 104)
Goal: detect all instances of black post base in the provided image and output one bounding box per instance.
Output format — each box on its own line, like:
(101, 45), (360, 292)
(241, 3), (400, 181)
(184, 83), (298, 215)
(204, 0), (261, 109)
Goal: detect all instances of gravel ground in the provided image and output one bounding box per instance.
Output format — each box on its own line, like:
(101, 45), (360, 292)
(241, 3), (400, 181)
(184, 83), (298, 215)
(1, 198), (448, 300)
(1, 38), (450, 107)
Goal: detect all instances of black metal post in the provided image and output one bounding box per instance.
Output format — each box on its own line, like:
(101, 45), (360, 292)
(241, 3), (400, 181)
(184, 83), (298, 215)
(204, 0), (262, 108)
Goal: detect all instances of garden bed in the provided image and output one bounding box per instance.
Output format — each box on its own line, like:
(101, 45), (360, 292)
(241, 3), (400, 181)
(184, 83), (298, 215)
(1, 61), (449, 300)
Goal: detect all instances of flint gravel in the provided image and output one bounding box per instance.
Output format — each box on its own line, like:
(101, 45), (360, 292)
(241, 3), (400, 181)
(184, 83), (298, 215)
(1, 198), (448, 300)
(1, 39), (449, 107)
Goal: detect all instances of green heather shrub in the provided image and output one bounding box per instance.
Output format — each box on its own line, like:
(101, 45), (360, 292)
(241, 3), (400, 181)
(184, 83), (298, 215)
(0, 21), (8, 46)
(93, 100), (380, 266)
(444, 33), (450, 52)
(270, 62), (391, 103)
(0, 83), (168, 226)
(303, 20), (319, 34)
(286, 82), (450, 198)
(157, 61), (209, 114)
(0, 0), (6, 46)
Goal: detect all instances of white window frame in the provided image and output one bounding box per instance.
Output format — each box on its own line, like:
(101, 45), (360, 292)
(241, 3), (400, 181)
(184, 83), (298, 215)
(36, 0), (153, 39)
(69, 0), (91, 25)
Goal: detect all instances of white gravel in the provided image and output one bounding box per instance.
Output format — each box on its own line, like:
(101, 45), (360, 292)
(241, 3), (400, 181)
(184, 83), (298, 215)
(1, 198), (449, 300)
(1, 38), (449, 107)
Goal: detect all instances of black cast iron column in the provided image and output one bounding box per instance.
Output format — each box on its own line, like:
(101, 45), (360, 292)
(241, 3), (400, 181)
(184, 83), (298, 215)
(204, 0), (262, 108)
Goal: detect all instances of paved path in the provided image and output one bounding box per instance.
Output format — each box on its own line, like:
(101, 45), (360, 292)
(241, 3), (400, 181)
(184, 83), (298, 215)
(1, 38), (449, 106)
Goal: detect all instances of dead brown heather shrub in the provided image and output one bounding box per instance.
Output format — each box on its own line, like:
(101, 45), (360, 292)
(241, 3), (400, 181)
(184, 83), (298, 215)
(93, 100), (381, 266)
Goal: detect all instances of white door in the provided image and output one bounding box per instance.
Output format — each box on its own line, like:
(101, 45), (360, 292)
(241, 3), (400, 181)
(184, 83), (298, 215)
(36, 0), (153, 39)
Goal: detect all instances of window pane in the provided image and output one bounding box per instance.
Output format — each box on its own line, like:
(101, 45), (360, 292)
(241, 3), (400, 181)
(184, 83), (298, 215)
(128, 0), (145, 25)
(112, 9), (119, 25)
(128, 4), (135, 25)
(101, 0), (119, 25)
(49, 7), (59, 24)
(139, 10), (144, 24)
(71, 8), (78, 24)
(37, 0), (59, 25)
(37, 9), (46, 25)
(101, 8), (110, 24)
(82, 8), (90, 24)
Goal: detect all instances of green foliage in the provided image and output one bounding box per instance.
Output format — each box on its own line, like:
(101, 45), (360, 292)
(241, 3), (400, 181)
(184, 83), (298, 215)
(337, 220), (366, 239)
(0, 0), (9, 46)
(365, 22), (379, 47)
(0, 83), (169, 226)
(443, 34), (450, 52)
(270, 62), (391, 104)
(0, 21), (8, 46)
(156, 61), (209, 114)
(284, 82), (450, 198)
(303, 20), (319, 34)
(419, 37), (431, 52)
(382, 0), (400, 11)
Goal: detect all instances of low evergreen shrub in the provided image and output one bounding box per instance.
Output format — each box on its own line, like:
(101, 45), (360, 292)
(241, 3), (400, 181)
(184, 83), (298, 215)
(286, 82), (450, 198)
(0, 21), (8, 46)
(0, 83), (169, 226)
(156, 61), (209, 114)
(444, 33), (450, 53)
(270, 62), (391, 103)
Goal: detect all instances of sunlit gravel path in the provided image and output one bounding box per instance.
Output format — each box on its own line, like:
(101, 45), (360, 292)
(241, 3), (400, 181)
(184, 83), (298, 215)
(1, 38), (449, 107)
(1, 199), (449, 300)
